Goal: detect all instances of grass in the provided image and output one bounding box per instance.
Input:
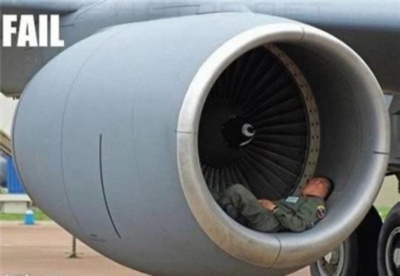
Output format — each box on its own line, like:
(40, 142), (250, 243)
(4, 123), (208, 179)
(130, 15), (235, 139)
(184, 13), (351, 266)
(0, 207), (51, 221)
(376, 206), (391, 221)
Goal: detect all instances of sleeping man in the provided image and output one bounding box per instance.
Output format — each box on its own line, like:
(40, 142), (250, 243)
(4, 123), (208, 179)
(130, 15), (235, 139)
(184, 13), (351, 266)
(213, 177), (333, 233)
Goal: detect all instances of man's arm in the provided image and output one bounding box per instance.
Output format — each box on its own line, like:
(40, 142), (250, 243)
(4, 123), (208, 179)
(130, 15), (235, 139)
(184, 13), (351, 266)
(258, 199), (276, 211)
(273, 206), (314, 232)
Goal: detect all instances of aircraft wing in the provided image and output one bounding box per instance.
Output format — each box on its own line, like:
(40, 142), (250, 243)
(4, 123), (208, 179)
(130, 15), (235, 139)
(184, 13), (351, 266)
(251, 0), (400, 30)
(0, 0), (84, 15)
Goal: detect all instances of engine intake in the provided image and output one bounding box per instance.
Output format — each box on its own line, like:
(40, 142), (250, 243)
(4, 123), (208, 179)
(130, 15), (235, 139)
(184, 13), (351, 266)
(178, 15), (389, 270)
(198, 44), (319, 199)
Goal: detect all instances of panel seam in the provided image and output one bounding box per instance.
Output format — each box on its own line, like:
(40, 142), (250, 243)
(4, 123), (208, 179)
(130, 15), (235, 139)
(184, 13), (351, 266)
(99, 134), (122, 239)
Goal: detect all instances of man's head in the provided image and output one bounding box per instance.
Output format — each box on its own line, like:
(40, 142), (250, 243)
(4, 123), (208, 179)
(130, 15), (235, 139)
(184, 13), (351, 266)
(301, 177), (333, 199)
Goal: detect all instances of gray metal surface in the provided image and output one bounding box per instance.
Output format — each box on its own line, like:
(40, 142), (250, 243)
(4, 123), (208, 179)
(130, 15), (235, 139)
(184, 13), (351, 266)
(388, 95), (400, 171)
(1, 0), (399, 97)
(13, 13), (300, 276)
(178, 17), (389, 269)
(12, 10), (390, 275)
(0, 0), (81, 14)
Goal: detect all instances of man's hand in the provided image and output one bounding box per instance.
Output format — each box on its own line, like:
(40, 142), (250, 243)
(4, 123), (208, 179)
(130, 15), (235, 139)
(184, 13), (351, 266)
(258, 199), (276, 211)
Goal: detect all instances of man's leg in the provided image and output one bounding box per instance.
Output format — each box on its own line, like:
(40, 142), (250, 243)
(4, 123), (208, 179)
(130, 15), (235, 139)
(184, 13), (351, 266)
(217, 184), (280, 232)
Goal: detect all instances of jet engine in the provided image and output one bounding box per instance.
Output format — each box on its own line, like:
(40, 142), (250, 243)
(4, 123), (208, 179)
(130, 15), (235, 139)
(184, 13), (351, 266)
(12, 13), (389, 275)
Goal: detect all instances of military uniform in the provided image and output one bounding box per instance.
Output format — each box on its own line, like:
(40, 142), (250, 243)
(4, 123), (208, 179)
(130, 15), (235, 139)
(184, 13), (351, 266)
(215, 184), (326, 233)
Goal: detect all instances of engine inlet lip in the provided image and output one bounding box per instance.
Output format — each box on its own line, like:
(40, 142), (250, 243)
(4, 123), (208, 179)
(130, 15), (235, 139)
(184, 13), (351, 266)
(177, 22), (388, 268)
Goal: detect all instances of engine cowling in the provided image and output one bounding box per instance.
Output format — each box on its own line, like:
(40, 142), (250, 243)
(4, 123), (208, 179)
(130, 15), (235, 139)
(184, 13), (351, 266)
(12, 13), (389, 275)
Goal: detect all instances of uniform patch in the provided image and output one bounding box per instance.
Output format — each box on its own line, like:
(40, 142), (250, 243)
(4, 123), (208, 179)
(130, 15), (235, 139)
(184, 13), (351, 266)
(285, 196), (299, 203)
(316, 205), (326, 219)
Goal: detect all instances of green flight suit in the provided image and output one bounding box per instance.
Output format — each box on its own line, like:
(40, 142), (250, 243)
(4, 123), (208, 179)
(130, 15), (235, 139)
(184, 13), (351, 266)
(216, 184), (326, 233)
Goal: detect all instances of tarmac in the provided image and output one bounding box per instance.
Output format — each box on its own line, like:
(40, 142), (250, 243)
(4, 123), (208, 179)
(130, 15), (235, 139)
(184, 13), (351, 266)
(0, 221), (309, 276)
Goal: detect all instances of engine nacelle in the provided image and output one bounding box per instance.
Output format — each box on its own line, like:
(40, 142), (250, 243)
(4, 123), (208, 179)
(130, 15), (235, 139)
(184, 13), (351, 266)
(13, 13), (389, 275)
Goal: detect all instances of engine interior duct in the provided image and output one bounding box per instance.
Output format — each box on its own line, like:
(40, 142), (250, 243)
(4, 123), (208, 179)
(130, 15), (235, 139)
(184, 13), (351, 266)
(198, 44), (319, 200)
(13, 13), (389, 275)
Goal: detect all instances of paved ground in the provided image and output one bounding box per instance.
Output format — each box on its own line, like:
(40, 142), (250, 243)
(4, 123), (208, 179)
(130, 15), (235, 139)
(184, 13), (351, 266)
(375, 175), (399, 209)
(0, 221), (309, 276)
(0, 222), (147, 276)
